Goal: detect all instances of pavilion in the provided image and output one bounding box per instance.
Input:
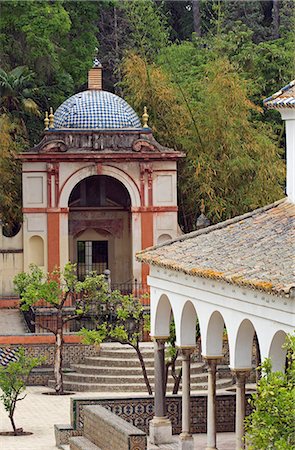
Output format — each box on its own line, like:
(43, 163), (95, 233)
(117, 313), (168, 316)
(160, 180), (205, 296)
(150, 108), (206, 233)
(138, 80), (295, 449)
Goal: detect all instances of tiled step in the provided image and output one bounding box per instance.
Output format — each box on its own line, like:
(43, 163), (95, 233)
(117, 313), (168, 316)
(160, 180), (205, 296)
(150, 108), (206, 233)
(50, 377), (233, 393)
(70, 362), (205, 376)
(83, 356), (156, 367)
(62, 371), (209, 385)
(69, 436), (101, 450)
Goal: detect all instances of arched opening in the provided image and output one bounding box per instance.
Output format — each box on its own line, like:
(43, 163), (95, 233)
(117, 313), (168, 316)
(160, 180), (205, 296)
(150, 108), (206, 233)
(68, 175), (132, 284)
(29, 235), (44, 266)
(179, 300), (199, 347)
(268, 330), (287, 372)
(233, 319), (257, 369)
(205, 310), (226, 357)
(153, 294), (174, 338)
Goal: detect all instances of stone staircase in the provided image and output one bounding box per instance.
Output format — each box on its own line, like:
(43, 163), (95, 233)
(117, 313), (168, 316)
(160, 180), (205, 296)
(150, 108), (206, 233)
(49, 343), (233, 393)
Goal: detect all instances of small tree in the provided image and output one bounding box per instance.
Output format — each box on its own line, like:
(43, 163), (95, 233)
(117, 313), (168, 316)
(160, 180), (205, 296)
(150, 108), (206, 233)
(14, 263), (108, 394)
(80, 287), (152, 395)
(245, 334), (295, 449)
(0, 347), (43, 435)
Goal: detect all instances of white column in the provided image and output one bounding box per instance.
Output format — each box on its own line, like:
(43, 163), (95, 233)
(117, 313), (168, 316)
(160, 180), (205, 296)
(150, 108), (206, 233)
(149, 338), (172, 445)
(234, 370), (249, 450)
(179, 348), (194, 450)
(205, 358), (219, 450)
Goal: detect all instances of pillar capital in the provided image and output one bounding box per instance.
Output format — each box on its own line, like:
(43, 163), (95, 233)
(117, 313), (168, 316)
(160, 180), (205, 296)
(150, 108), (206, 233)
(180, 347), (195, 360)
(232, 369), (250, 386)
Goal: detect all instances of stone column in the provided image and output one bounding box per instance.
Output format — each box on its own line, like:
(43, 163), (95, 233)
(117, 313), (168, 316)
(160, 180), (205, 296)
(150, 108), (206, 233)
(149, 338), (172, 445)
(179, 348), (194, 450)
(234, 370), (249, 450)
(205, 358), (219, 450)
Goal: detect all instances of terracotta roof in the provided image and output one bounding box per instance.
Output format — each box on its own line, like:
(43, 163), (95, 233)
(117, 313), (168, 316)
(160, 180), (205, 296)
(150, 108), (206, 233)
(264, 80), (295, 109)
(138, 199), (295, 297)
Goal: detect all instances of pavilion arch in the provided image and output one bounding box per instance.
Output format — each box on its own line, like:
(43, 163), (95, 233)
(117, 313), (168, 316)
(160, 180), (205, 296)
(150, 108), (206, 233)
(178, 300), (198, 347)
(268, 330), (287, 372)
(203, 310), (226, 357)
(231, 318), (257, 369)
(152, 293), (177, 339)
(59, 164), (141, 208)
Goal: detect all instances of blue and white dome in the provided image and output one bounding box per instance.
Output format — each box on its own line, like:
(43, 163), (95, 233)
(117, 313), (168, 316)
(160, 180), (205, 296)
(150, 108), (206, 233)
(54, 90), (141, 129)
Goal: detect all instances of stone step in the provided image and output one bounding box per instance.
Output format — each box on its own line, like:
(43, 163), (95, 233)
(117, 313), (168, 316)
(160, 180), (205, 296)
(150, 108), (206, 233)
(50, 377), (233, 393)
(83, 356), (157, 367)
(70, 362), (205, 376)
(62, 371), (209, 384)
(69, 436), (101, 450)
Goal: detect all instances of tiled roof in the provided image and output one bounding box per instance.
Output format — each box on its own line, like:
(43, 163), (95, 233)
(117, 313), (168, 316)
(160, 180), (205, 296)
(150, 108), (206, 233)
(264, 80), (295, 109)
(54, 90), (141, 129)
(138, 199), (295, 297)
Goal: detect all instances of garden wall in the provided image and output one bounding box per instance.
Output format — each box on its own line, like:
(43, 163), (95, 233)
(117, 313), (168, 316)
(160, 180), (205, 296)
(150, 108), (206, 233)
(0, 334), (100, 385)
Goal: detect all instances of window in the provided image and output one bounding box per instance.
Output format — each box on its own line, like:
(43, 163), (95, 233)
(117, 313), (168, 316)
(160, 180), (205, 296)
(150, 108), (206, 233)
(77, 241), (108, 280)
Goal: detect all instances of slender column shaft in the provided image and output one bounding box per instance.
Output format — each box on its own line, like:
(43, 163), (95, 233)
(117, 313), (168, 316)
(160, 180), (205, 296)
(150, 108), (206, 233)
(235, 371), (248, 450)
(180, 349), (193, 437)
(154, 339), (166, 417)
(206, 358), (218, 450)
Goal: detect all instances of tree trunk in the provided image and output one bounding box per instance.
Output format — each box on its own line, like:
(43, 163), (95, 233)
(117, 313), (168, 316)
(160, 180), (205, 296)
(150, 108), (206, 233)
(135, 345), (152, 395)
(272, 0), (280, 39)
(172, 367), (182, 395)
(9, 400), (17, 435)
(54, 314), (64, 394)
(192, 0), (201, 37)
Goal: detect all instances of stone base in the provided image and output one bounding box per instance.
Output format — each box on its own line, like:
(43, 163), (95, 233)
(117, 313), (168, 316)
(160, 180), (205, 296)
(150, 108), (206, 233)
(205, 447), (218, 450)
(149, 416), (172, 445)
(179, 433), (194, 450)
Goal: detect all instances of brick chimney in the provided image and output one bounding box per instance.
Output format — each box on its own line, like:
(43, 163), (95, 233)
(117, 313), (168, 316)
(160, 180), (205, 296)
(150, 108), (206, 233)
(264, 80), (295, 204)
(88, 58), (102, 90)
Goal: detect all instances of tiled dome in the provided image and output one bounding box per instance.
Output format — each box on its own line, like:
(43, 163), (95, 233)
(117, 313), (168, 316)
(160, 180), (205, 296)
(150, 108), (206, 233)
(53, 90), (141, 129)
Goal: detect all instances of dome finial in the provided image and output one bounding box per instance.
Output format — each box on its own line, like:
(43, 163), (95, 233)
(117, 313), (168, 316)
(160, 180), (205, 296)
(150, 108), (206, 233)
(44, 111), (49, 130)
(142, 106), (149, 128)
(49, 107), (54, 129)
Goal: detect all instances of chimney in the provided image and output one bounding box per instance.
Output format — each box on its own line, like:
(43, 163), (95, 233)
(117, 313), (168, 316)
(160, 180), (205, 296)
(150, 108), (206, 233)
(264, 80), (295, 204)
(88, 58), (102, 90)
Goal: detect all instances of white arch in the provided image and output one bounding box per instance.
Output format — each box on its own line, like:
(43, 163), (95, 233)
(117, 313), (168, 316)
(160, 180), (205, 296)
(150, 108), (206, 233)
(268, 330), (287, 372)
(179, 301), (197, 347)
(152, 293), (174, 338)
(59, 164), (141, 208)
(203, 310), (225, 357)
(231, 318), (256, 369)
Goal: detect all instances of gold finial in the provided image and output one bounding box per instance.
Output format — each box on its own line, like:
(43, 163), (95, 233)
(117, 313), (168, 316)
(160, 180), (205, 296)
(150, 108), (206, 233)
(49, 107), (54, 129)
(200, 199), (205, 214)
(142, 106), (149, 128)
(44, 111), (49, 130)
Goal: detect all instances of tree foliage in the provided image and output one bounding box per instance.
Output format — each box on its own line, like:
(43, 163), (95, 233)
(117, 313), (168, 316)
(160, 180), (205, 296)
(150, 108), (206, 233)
(0, 347), (44, 435)
(245, 334), (295, 449)
(14, 263), (109, 394)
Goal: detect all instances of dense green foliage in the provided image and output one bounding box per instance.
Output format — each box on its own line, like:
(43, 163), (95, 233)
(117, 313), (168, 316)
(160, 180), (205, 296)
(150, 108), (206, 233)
(245, 334), (295, 449)
(0, 0), (294, 230)
(0, 348), (44, 434)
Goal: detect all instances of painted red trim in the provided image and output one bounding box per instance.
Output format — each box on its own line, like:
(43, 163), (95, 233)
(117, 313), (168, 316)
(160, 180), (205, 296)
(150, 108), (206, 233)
(47, 212), (60, 271)
(0, 334), (82, 344)
(141, 211), (153, 284)
(23, 208), (69, 213)
(55, 164), (60, 206)
(0, 299), (20, 309)
(131, 206), (178, 213)
(23, 170), (47, 173)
